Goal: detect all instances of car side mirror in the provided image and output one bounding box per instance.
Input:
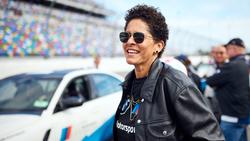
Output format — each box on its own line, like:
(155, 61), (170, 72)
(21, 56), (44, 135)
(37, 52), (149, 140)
(61, 95), (85, 109)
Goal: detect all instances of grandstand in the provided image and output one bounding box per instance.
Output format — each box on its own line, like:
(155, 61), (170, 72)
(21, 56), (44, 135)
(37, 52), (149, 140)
(0, 0), (123, 57)
(0, 0), (224, 57)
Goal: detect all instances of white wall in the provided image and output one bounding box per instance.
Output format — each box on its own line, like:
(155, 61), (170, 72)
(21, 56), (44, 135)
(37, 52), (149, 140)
(0, 57), (133, 79)
(0, 56), (210, 79)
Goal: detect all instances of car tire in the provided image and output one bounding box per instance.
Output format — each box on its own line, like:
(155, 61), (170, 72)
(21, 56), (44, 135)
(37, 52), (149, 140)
(43, 129), (51, 141)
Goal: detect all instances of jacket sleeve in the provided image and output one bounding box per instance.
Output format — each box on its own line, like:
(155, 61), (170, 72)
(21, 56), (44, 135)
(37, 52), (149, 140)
(173, 84), (225, 141)
(206, 63), (231, 87)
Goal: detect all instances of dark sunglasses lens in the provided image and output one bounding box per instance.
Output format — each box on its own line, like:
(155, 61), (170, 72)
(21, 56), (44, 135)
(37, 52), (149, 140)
(133, 32), (144, 43)
(119, 32), (129, 43)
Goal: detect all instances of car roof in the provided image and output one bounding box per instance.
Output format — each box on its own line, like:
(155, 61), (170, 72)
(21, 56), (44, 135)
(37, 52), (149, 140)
(1, 68), (124, 81)
(1, 68), (84, 80)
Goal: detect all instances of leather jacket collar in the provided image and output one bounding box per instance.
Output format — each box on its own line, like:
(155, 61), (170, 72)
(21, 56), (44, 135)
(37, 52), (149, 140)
(120, 59), (166, 102)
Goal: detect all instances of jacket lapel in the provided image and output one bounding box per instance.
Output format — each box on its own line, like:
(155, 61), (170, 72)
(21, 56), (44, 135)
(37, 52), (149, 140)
(141, 59), (163, 102)
(121, 59), (164, 102)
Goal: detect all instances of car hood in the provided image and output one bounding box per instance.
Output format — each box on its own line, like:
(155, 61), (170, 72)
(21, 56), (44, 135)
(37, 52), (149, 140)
(0, 114), (40, 139)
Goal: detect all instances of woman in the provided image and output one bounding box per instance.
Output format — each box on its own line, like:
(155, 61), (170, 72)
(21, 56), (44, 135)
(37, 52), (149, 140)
(113, 4), (224, 141)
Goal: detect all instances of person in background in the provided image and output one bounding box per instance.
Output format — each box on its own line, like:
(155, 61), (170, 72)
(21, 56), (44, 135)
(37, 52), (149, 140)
(211, 45), (229, 73)
(206, 38), (250, 141)
(113, 4), (224, 141)
(203, 45), (228, 123)
(206, 45), (228, 77)
(175, 54), (204, 93)
(204, 44), (228, 116)
(161, 56), (188, 75)
(93, 54), (101, 69)
(206, 44), (228, 97)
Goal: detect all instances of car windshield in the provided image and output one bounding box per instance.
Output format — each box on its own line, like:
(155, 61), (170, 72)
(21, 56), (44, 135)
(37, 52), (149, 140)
(0, 75), (61, 114)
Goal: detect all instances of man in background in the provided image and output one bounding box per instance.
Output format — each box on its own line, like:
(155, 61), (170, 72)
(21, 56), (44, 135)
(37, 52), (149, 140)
(206, 38), (250, 141)
(207, 45), (229, 76)
(211, 45), (229, 73)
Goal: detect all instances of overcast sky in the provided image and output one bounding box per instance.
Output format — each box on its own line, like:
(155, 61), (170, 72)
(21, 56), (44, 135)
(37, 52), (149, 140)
(96, 0), (250, 53)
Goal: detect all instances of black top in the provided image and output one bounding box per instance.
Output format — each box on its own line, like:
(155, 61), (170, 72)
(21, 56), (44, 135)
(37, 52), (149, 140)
(115, 76), (146, 141)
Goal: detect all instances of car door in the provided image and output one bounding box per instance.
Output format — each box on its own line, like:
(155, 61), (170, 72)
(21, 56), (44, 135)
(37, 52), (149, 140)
(48, 76), (93, 141)
(76, 73), (123, 140)
(81, 73), (122, 137)
(47, 73), (122, 141)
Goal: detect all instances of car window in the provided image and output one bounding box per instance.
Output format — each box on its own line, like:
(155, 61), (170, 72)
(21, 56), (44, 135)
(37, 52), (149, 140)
(89, 74), (122, 97)
(0, 80), (17, 101)
(54, 76), (89, 113)
(62, 77), (90, 100)
(0, 77), (60, 113)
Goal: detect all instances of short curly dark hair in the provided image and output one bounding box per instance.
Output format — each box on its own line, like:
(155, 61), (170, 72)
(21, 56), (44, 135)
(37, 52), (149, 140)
(124, 4), (169, 58)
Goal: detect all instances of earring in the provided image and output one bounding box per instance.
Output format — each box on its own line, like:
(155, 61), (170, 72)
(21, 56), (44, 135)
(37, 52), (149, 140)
(153, 51), (159, 55)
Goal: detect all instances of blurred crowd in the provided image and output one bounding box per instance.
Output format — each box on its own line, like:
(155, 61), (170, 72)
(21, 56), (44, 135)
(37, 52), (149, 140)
(0, 0), (122, 57)
(175, 38), (250, 141)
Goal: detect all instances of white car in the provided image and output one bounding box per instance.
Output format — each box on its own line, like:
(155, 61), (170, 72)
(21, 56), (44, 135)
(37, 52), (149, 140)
(0, 69), (123, 141)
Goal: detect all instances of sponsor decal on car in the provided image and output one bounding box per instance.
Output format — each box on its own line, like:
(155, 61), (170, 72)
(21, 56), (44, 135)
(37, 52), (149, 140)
(60, 126), (72, 141)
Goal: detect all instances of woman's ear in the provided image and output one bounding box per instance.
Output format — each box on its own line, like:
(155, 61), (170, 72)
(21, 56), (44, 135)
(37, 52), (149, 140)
(156, 40), (164, 53)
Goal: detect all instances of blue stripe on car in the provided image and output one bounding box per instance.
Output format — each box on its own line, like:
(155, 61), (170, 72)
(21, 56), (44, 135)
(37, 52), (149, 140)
(82, 115), (115, 141)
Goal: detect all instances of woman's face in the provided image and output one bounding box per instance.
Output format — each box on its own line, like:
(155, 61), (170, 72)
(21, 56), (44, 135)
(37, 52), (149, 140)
(122, 19), (161, 67)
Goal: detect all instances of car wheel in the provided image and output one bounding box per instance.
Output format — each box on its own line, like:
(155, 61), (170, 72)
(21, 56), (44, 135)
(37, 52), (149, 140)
(43, 129), (51, 141)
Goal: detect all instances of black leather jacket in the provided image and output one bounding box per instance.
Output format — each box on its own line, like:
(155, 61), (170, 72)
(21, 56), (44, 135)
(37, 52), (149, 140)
(114, 59), (224, 141)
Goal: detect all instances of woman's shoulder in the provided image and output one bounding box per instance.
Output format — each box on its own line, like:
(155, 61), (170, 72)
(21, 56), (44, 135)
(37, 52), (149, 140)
(161, 57), (187, 75)
(161, 63), (193, 88)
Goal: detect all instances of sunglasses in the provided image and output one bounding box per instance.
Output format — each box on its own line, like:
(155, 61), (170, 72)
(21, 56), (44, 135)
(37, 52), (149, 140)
(119, 32), (152, 44)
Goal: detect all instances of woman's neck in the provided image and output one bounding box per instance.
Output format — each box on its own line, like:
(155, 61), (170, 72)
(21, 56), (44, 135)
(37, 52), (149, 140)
(134, 65), (149, 78)
(134, 58), (156, 78)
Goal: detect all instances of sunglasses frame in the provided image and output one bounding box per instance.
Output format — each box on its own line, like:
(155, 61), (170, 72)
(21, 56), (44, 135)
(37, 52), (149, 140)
(119, 32), (151, 44)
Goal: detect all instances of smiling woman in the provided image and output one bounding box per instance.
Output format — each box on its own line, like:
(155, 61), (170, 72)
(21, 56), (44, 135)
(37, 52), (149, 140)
(113, 4), (224, 141)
